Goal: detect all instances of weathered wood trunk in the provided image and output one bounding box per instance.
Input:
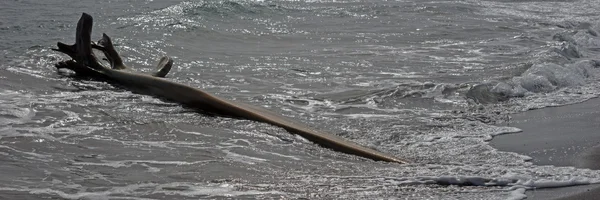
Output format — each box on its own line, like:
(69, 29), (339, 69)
(52, 13), (408, 164)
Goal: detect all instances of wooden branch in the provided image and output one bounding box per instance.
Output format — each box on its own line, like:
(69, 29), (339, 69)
(91, 33), (173, 77)
(152, 56), (173, 78)
(95, 33), (126, 69)
(52, 13), (408, 164)
(52, 42), (76, 59)
(52, 13), (107, 77)
(54, 14), (171, 77)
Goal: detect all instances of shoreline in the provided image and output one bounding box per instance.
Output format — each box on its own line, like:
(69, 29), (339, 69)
(490, 97), (600, 200)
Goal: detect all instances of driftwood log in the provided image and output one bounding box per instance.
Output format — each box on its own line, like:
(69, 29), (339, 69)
(52, 13), (408, 164)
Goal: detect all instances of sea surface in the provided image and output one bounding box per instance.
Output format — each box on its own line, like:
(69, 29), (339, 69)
(2, 0), (600, 199)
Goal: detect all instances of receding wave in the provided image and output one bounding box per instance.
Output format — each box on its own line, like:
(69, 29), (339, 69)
(467, 22), (600, 110)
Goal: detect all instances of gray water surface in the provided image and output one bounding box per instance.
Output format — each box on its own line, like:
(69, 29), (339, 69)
(2, 0), (600, 199)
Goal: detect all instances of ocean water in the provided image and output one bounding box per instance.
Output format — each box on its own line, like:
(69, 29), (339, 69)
(2, 0), (600, 199)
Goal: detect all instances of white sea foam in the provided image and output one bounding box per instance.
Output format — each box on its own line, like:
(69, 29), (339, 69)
(73, 159), (214, 168)
(4, 1), (600, 199)
(506, 188), (527, 200)
(154, 182), (283, 197)
(0, 181), (282, 199)
(223, 150), (268, 164)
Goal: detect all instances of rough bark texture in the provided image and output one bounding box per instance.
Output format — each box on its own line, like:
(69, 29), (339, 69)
(52, 13), (408, 164)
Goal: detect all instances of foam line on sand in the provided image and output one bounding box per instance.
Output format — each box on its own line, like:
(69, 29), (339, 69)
(491, 97), (600, 200)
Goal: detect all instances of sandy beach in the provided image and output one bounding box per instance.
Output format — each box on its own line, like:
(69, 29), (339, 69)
(491, 98), (600, 200)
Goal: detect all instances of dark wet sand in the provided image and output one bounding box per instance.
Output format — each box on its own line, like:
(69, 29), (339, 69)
(491, 97), (600, 200)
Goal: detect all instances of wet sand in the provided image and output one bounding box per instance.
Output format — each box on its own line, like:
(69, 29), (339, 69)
(491, 97), (600, 200)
